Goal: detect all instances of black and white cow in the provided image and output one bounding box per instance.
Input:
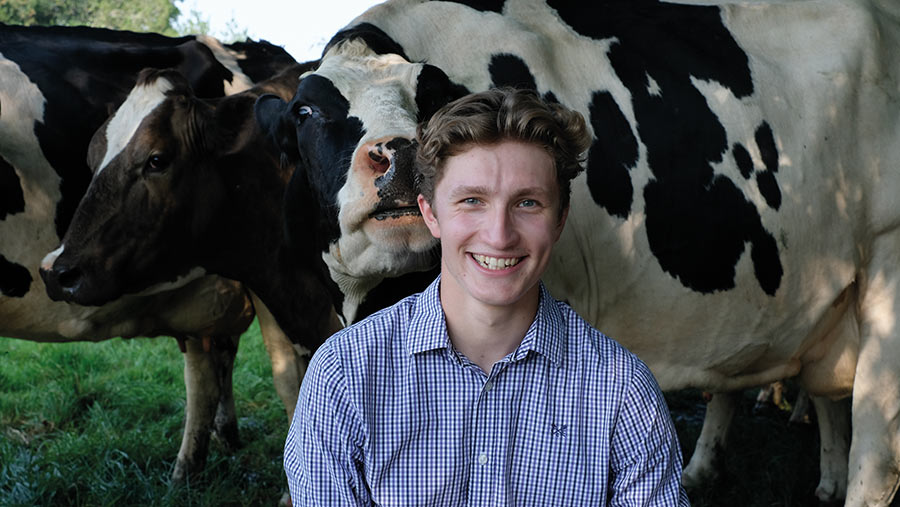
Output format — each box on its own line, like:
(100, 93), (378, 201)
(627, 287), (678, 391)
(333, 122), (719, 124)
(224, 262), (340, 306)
(0, 23), (296, 479)
(249, 1), (896, 505)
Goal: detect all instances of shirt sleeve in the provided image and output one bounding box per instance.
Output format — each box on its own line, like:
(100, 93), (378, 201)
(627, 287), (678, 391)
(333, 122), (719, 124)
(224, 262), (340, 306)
(284, 342), (371, 506)
(608, 359), (691, 507)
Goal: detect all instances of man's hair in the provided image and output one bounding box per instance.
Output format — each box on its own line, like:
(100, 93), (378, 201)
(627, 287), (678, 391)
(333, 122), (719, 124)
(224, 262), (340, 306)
(416, 87), (592, 212)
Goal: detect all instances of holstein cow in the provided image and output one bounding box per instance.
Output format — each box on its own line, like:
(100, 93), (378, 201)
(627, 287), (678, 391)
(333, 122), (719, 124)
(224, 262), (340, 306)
(246, 1), (894, 505)
(0, 23), (296, 479)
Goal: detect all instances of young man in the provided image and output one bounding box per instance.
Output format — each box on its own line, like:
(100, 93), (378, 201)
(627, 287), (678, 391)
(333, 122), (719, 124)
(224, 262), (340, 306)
(284, 88), (690, 506)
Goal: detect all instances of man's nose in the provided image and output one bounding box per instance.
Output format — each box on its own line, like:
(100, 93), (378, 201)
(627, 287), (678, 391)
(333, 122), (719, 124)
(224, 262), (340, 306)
(484, 206), (518, 248)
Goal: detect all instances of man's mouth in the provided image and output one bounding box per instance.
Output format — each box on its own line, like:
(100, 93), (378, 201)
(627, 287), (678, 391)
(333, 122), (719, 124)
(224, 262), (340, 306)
(472, 254), (521, 270)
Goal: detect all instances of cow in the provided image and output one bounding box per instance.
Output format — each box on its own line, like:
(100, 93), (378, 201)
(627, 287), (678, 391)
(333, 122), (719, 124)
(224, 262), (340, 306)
(0, 23), (298, 480)
(248, 1), (895, 505)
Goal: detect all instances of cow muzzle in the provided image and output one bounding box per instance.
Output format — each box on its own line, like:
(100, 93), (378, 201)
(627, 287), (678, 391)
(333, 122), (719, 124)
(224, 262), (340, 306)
(366, 138), (421, 221)
(39, 246), (111, 305)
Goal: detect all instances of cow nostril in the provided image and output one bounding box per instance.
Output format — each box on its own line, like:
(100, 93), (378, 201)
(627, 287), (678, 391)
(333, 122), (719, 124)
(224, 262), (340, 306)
(367, 150), (390, 174)
(56, 266), (84, 291)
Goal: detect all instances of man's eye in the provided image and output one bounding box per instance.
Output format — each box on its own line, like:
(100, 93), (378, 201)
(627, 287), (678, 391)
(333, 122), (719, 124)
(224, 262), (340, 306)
(462, 197), (481, 205)
(519, 199), (538, 208)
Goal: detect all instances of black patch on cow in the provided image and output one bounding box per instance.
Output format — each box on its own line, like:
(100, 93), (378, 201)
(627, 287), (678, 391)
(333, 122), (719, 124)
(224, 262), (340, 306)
(754, 122), (781, 209)
(732, 143), (753, 179)
(756, 170), (781, 210)
(0, 155), (25, 220)
(0, 254), (31, 297)
(285, 74), (365, 245)
(542, 91), (560, 104)
(755, 122), (778, 173)
(224, 39), (297, 83)
(445, 0), (506, 14)
(356, 267), (440, 321)
(489, 54), (537, 90)
(415, 64), (470, 123)
(586, 91), (638, 219)
(548, 1), (782, 295)
(327, 23), (410, 60)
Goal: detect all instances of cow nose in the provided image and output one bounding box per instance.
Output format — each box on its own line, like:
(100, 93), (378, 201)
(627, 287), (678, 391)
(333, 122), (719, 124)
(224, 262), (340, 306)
(367, 138), (417, 194)
(39, 261), (84, 300)
(367, 143), (392, 177)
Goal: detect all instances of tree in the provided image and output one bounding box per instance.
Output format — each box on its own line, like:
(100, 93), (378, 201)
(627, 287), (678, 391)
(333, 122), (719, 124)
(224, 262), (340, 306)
(0, 0), (181, 35)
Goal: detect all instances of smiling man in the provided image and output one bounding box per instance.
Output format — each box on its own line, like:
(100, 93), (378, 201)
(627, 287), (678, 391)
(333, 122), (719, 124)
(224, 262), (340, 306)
(284, 88), (689, 506)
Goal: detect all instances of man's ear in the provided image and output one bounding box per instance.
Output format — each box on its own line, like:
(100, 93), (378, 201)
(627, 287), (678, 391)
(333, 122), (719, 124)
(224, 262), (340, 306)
(417, 194), (441, 239)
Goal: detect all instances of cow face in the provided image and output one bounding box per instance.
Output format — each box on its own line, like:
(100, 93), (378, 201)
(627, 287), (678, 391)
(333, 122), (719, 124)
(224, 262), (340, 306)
(255, 39), (463, 284)
(40, 69), (224, 305)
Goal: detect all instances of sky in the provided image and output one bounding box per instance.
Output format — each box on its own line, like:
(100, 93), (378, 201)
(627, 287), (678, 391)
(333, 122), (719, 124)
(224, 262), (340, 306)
(177, 0), (383, 61)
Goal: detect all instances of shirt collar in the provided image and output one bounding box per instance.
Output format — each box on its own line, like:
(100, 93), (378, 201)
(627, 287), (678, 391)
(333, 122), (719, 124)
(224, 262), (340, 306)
(407, 276), (566, 368)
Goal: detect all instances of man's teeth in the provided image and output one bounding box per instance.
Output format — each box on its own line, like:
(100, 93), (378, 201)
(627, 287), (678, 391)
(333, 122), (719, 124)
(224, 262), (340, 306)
(473, 254), (521, 270)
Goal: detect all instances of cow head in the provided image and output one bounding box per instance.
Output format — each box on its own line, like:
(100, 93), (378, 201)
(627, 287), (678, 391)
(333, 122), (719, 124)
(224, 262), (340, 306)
(255, 37), (463, 300)
(40, 69), (216, 305)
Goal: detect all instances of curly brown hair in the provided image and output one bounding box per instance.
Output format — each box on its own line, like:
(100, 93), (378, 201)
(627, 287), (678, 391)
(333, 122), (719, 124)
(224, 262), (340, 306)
(416, 87), (591, 214)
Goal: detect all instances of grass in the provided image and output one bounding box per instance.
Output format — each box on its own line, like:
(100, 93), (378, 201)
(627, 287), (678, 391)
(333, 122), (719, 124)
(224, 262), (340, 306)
(0, 320), (863, 506)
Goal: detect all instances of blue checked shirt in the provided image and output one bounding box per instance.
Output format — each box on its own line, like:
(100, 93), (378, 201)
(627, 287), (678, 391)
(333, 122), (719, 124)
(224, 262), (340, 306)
(285, 277), (690, 506)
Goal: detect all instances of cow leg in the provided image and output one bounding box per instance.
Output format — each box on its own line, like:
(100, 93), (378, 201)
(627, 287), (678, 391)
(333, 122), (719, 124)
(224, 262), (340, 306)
(811, 395), (850, 503)
(845, 251), (900, 507)
(682, 391), (738, 488)
(172, 335), (220, 481)
(250, 292), (341, 421)
(250, 292), (309, 421)
(211, 334), (241, 452)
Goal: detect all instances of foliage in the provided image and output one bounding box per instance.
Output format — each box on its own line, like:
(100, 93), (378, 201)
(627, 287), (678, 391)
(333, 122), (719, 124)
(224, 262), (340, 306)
(0, 0), (182, 35)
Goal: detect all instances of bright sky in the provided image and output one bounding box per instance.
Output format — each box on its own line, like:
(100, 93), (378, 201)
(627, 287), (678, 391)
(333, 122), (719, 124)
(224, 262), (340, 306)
(177, 0), (383, 61)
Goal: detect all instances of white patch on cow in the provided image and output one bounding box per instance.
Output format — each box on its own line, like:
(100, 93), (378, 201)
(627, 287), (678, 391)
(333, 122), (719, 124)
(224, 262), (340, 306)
(134, 266), (208, 297)
(0, 53), (65, 304)
(196, 35), (254, 95)
(98, 78), (174, 174)
(40, 245), (64, 271)
(646, 73), (662, 96)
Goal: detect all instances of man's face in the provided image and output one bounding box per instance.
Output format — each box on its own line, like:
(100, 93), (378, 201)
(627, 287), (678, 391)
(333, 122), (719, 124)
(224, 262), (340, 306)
(417, 140), (567, 312)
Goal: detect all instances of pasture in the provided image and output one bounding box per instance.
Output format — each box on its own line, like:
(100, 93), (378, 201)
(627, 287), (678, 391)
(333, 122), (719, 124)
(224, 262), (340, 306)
(0, 320), (843, 506)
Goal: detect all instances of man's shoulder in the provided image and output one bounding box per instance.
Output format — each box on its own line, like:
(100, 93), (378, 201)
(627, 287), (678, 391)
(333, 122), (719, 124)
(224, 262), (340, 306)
(553, 299), (643, 373)
(326, 292), (422, 351)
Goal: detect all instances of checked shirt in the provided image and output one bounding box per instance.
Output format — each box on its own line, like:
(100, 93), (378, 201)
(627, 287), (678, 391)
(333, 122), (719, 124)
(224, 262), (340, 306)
(285, 277), (690, 506)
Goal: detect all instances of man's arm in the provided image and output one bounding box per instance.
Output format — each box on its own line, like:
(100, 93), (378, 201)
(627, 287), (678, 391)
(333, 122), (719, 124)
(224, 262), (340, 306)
(284, 343), (371, 506)
(608, 359), (691, 506)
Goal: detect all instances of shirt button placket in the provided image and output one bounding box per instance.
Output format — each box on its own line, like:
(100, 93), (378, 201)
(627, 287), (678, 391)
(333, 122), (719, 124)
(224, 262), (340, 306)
(470, 375), (496, 504)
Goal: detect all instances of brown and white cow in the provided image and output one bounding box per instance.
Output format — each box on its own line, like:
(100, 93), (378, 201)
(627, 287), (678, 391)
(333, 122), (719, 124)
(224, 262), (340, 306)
(0, 23), (297, 480)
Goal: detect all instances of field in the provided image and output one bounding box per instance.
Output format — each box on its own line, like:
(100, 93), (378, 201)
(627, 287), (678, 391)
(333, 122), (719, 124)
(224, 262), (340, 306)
(0, 319), (856, 506)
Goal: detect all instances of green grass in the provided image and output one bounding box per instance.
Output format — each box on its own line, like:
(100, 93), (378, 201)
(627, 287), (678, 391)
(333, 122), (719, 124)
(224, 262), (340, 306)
(0, 321), (857, 506)
(0, 319), (288, 506)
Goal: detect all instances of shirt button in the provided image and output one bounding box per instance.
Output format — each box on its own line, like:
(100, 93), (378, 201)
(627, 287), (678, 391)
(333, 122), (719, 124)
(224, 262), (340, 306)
(478, 453), (488, 465)
(483, 381), (494, 392)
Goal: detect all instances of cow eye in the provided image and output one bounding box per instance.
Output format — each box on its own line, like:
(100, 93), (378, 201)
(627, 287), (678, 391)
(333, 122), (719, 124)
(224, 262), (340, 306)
(293, 104), (313, 123)
(144, 154), (168, 174)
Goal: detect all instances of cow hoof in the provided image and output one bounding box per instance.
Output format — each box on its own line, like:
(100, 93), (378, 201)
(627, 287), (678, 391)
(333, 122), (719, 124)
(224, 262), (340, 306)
(815, 480), (845, 504)
(171, 460), (188, 483)
(682, 462), (716, 490)
(212, 422), (241, 453)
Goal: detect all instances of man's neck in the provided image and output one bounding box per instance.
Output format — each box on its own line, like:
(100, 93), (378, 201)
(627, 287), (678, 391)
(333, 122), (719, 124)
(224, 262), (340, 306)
(440, 282), (540, 375)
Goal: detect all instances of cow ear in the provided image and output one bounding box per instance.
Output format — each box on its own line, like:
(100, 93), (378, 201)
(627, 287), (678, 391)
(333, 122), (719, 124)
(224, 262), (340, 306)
(255, 94), (298, 161)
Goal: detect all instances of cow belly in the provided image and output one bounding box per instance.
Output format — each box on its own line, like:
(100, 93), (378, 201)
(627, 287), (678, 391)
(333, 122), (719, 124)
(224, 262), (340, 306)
(0, 274), (252, 342)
